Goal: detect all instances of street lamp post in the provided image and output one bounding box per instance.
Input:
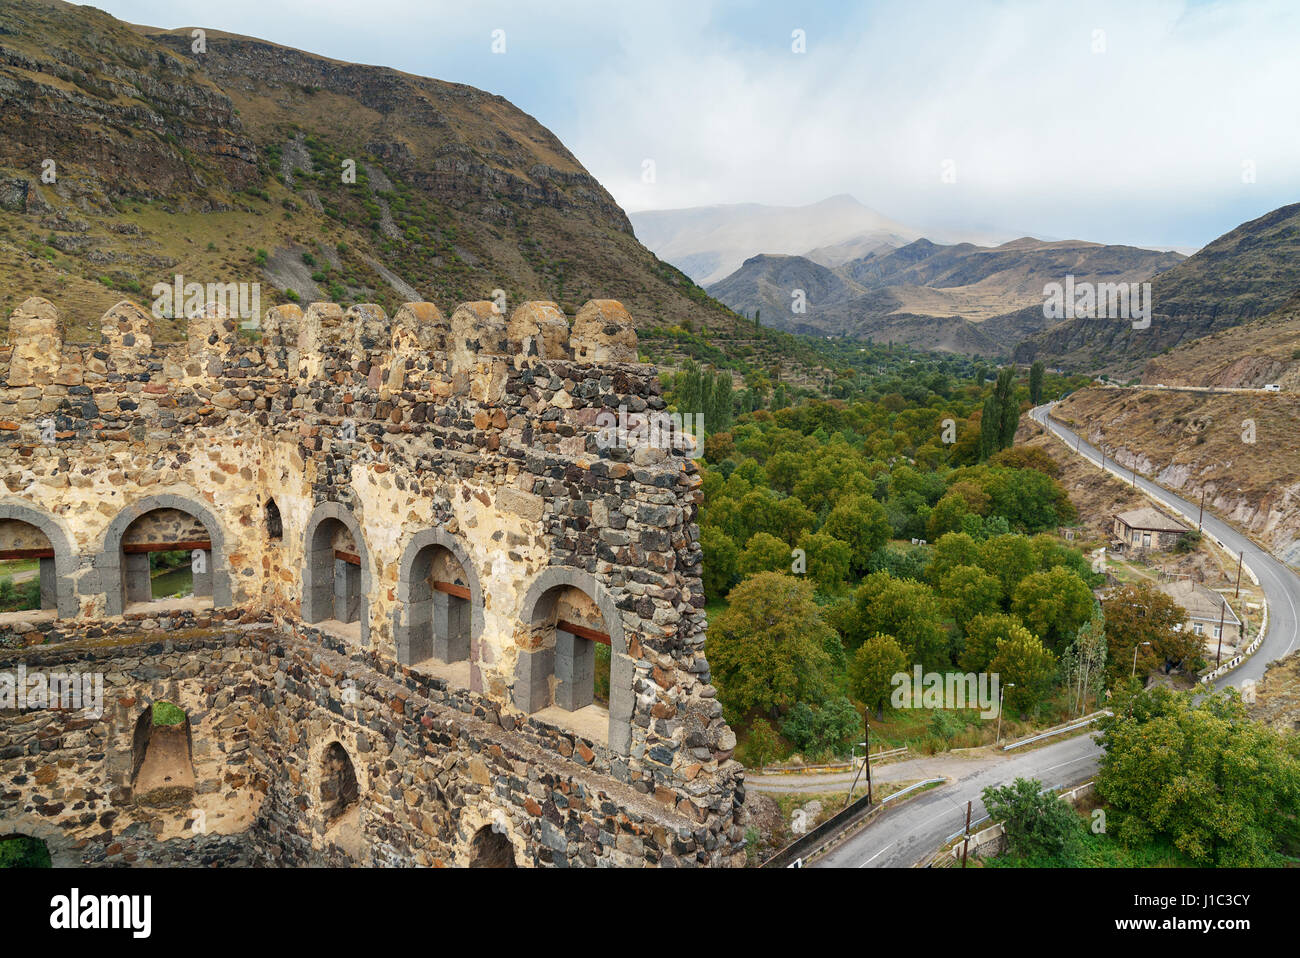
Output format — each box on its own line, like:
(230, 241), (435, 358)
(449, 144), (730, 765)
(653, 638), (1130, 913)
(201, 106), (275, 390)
(1131, 640), (1152, 679)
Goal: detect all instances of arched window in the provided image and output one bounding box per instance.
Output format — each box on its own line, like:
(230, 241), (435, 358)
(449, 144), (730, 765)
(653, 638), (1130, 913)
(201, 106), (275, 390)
(265, 498), (282, 540)
(320, 742), (359, 823)
(0, 504), (77, 620)
(120, 509), (212, 607)
(0, 518), (56, 621)
(99, 494), (230, 615)
(395, 529), (482, 686)
(468, 824), (517, 868)
(516, 569), (632, 753)
(302, 503), (370, 644)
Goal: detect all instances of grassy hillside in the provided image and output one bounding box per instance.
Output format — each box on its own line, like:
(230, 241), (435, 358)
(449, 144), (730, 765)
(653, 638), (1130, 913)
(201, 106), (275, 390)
(1141, 292), (1300, 389)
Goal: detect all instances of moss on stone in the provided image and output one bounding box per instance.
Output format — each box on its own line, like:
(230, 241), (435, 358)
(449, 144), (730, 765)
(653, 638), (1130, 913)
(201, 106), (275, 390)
(152, 700), (186, 726)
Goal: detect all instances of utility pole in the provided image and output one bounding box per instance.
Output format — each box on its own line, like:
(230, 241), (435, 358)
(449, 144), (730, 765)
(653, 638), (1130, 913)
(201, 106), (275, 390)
(1100, 446), (1106, 471)
(1216, 598), (1228, 666)
(1198, 488), (1206, 532)
(961, 800), (972, 869)
(864, 716), (873, 807)
(1131, 465), (1137, 487)
(1235, 551), (1243, 598)
(994, 684), (1014, 744)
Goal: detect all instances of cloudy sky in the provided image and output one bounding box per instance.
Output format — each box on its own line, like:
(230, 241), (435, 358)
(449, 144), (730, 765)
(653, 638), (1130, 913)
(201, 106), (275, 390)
(96, 0), (1300, 251)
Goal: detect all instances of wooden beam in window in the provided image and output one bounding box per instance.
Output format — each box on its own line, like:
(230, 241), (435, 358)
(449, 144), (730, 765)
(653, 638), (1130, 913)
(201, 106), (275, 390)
(557, 619), (611, 646)
(334, 550), (362, 566)
(432, 581), (471, 600)
(123, 540), (212, 554)
(0, 548), (55, 560)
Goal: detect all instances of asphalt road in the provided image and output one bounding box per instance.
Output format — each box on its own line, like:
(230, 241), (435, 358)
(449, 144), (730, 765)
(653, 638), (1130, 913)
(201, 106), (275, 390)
(811, 401), (1300, 868)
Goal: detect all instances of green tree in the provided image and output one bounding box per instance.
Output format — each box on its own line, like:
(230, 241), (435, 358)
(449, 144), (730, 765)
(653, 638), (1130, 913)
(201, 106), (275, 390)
(1102, 582), (1198, 682)
(989, 627), (1057, 715)
(709, 573), (834, 720)
(977, 533), (1037, 602)
(765, 450), (805, 494)
(737, 532), (791, 578)
(823, 494), (892, 575)
(978, 367), (1020, 460)
(843, 572), (948, 668)
(982, 777), (1081, 864)
(959, 612), (1024, 673)
(1096, 689), (1300, 865)
(740, 717), (781, 771)
(1011, 566), (1096, 653)
(849, 633), (908, 719)
(796, 529), (852, 592)
(781, 696), (860, 758)
(1028, 360), (1045, 406)
(927, 531), (982, 586)
(939, 565), (1003, 636)
(1060, 613), (1107, 716)
(700, 526), (738, 601)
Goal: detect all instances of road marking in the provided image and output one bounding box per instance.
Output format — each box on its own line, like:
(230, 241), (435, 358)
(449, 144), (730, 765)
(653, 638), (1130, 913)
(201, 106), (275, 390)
(858, 843), (893, 867)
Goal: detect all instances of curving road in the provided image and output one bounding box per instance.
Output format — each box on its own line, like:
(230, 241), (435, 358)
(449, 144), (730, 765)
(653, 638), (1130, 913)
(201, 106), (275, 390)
(812, 401), (1300, 867)
(1029, 402), (1300, 689)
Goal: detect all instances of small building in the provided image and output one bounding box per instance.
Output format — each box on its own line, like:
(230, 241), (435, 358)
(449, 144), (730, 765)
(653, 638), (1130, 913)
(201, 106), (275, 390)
(1158, 579), (1242, 650)
(1113, 506), (1188, 553)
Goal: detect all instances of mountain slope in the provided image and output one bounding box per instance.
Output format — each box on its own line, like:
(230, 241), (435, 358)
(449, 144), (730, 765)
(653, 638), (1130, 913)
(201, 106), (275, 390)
(1014, 202), (1300, 374)
(0, 0), (738, 338)
(1140, 291), (1300, 389)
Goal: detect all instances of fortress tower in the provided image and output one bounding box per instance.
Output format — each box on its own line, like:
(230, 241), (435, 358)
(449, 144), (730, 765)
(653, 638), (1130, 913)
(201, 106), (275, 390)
(0, 295), (744, 867)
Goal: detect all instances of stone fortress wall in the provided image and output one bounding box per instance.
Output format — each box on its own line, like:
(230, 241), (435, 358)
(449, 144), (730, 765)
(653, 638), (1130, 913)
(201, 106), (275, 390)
(0, 294), (745, 867)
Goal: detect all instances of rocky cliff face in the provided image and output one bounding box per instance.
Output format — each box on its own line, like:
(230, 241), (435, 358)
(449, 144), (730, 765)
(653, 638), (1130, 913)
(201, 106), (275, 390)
(0, 0), (731, 338)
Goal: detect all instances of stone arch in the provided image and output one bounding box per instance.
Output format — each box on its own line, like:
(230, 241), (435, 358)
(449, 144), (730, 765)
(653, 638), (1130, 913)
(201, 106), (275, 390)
(0, 832), (52, 867)
(130, 701), (196, 808)
(0, 501), (78, 618)
(97, 493), (231, 616)
(394, 528), (483, 671)
(0, 820), (79, 866)
(301, 501), (372, 644)
(265, 497), (283, 540)
(320, 741), (360, 823)
(515, 567), (633, 754)
(468, 824), (519, 868)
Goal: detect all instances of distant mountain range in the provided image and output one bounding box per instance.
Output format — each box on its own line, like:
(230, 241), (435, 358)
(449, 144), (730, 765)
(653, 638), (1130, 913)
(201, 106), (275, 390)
(703, 235), (1185, 355)
(628, 195), (1018, 288)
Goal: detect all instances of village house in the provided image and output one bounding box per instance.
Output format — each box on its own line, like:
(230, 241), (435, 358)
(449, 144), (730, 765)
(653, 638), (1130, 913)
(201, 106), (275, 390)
(1157, 578), (1242, 653)
(1113, 506), (1189, 554)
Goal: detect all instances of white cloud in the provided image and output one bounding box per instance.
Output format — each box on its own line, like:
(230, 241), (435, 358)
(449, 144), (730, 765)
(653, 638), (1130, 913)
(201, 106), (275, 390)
(94, 0), (1300, 247)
